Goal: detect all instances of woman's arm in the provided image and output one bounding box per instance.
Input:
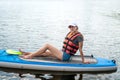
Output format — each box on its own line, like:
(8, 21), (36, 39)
(78, 42), (85, 63)
(79, 42), (90, 64)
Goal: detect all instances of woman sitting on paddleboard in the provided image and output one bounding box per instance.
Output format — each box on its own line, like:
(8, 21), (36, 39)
(20, 24), (89, 63)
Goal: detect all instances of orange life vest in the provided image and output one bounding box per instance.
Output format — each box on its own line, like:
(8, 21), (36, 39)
(62, 32), (83, 55)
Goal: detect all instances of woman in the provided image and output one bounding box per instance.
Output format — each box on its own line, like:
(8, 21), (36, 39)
(20, 24), (88, 63)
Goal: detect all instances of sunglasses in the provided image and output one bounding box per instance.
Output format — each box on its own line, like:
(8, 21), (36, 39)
(68, 26), (75, 28)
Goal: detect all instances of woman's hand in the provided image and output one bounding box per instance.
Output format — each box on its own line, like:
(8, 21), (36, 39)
(82, 61), (90, 64)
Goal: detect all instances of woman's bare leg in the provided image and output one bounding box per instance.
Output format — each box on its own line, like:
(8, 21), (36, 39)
(20, 49), (54, 59)
(20, 49), (53, 57)
(39, 50), (54, 57)
(22, 44), (63, 60)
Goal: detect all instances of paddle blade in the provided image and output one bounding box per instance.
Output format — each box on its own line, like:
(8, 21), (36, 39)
(6, 49), (22, 55)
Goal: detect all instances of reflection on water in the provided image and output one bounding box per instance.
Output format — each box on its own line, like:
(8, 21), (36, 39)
(0, 0), (120, 80)
(0, 67), (82, 80)
(0, 69), (79, 80)
(36, 74), (78, 80)
(0, 67), (119, 80)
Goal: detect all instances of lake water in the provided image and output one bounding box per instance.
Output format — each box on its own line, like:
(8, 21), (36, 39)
(0, 0), (120, 80)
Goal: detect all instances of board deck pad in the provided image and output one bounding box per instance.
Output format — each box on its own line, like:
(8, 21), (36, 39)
(20, 55), (97, 64)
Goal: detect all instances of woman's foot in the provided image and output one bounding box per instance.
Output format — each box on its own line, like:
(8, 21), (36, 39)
(19, 49), (33, 59)
(21, 54), (33, 59)
(19, 49), (31, 55)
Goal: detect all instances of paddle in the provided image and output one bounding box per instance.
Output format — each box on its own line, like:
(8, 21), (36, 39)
(6, 49), (22, 55)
